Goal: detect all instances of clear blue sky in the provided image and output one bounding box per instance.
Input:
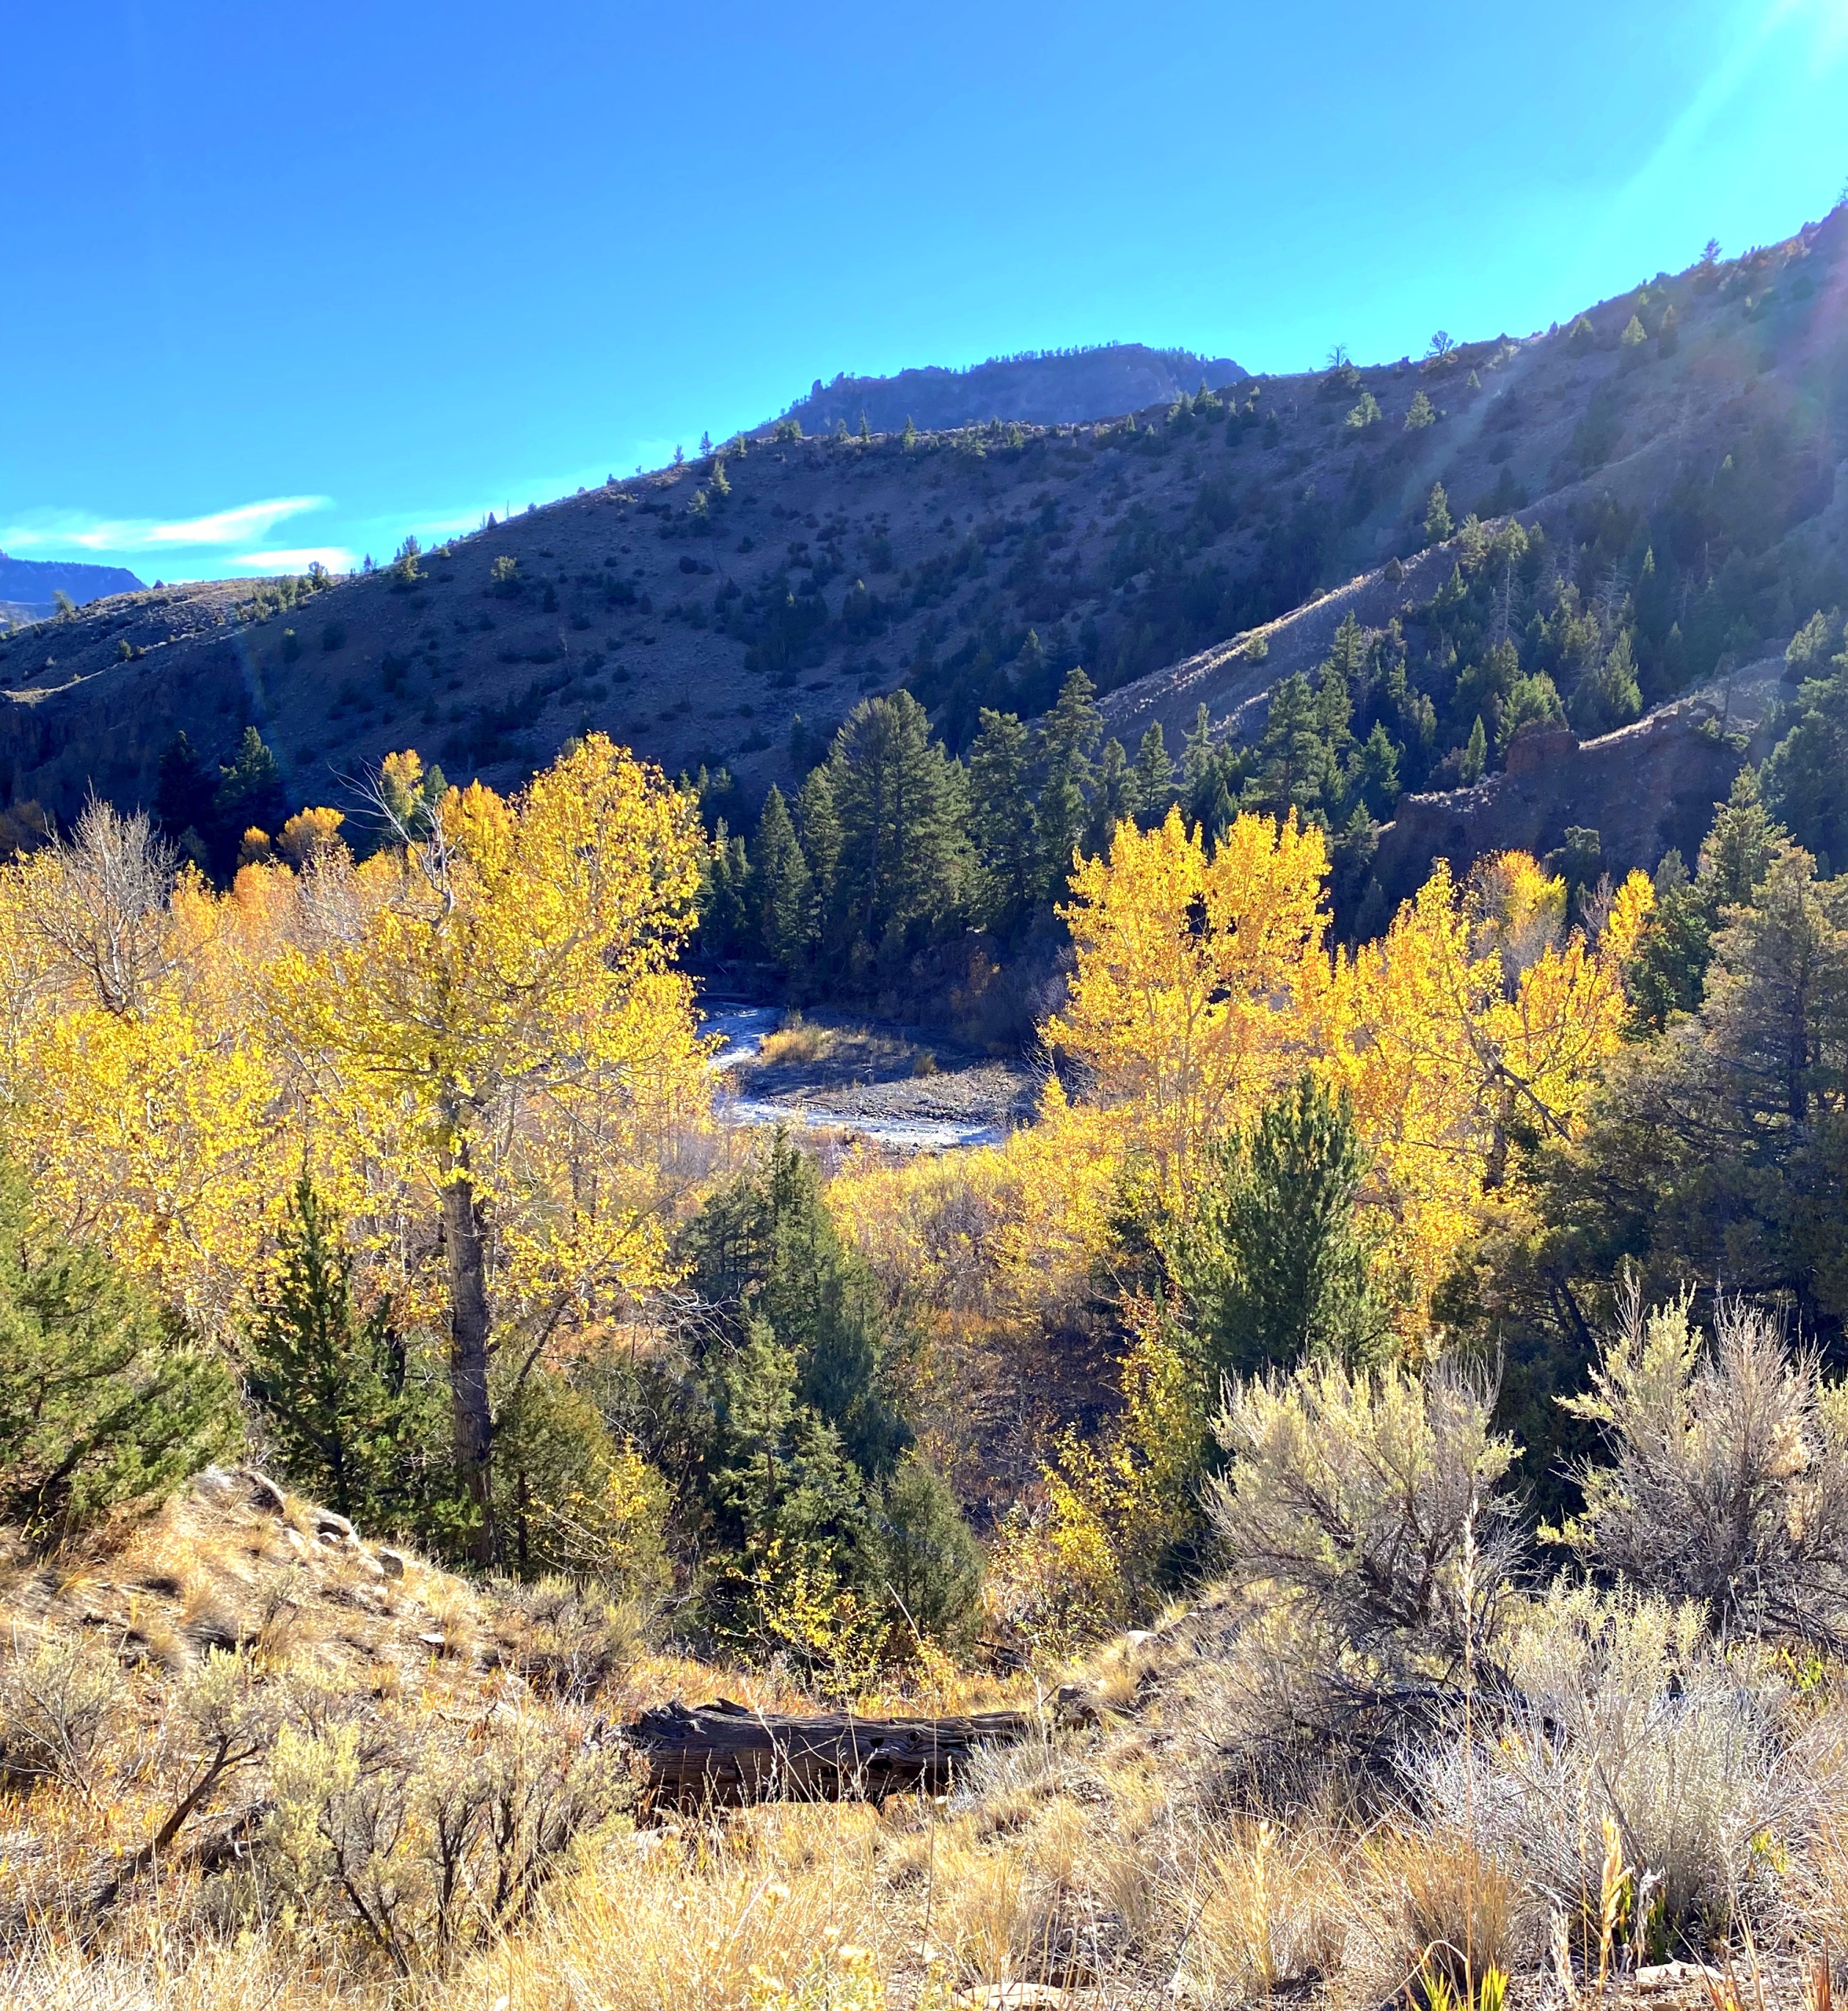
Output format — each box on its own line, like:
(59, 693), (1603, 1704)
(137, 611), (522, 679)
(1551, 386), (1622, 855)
(3, 0), (1843, 584)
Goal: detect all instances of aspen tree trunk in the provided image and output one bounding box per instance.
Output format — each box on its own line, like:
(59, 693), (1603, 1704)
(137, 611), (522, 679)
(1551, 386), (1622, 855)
(442, 1148), (497, 1566)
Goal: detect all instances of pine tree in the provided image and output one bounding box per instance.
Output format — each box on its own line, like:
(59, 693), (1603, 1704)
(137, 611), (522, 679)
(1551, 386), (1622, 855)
(827, 692), (966, 957)
(748, 786), (815, 971)
(1699, 767), (1781, 914)
(689, 1131), (910, 1482)
(246, 1175), (425, 1526)
(1085, 737), (1135, 858)
(1181, 702), (1216, 798)
(1762, 650), (1848, 876)
(699, 822), (753, 958)
(1626, 852), (1714, 1035)
(1423, 481), (1453, 543)
(1350, 721), (1402, 817)
(1250, 672), (1329, 820)
(0, 1161), (240, 1539)
(153, 731), (214, 844)
(966, 707), (1040, 930)
(1460, 714), (1487, 784)
(1571, 630), (1643, 735)
(1404, 390), (1437, 431)
(1327, 610), (1368, 685)
(1131, 721), (1176, 822)
(1036, 666), (1102, 892)
(1180, 1074), (1391, 1379)
(210, 726), (286, 877)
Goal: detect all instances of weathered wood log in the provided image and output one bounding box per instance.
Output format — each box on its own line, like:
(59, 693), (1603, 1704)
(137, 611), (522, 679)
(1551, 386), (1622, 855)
(630, 1697), (1037, 1808)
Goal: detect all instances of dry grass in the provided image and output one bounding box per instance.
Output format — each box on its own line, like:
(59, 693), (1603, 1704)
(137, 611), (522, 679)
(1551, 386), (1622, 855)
(12, 1484), (1848, 2010)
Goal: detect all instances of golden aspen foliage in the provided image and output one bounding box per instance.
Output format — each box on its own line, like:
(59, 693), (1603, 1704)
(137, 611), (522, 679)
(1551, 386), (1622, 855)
(1327, 854), (1652, 1320)
(265, 734), (709, 1547)
(274, 805), (347, 868)
(1048, 807), (1331, 1199)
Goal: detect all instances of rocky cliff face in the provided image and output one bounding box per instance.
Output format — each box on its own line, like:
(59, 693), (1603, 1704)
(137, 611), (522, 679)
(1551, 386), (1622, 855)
(1370, 695), (1758, 904)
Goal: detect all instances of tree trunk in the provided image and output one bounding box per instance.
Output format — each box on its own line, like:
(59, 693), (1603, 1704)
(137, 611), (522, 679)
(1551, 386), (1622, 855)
(629, 1699), (1036, 1808)
(442, 1156), (496, 1566)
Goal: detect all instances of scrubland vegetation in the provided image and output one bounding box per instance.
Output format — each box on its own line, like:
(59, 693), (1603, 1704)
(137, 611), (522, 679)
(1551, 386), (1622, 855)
(2, 576), (1847, 2007)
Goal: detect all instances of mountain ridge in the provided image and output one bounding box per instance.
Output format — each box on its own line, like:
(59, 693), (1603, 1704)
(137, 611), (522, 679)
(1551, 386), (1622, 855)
(1, 207), (1842, 924)
(768, 342), (1243, 438)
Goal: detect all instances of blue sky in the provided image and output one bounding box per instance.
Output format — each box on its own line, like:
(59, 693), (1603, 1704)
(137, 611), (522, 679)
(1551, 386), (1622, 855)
(3, 0), (1844, 586)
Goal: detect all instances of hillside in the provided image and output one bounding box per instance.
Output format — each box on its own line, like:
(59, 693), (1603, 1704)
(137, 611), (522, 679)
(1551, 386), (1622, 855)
(770, 341), (1242, 435)
(2, 210), (1843, 910)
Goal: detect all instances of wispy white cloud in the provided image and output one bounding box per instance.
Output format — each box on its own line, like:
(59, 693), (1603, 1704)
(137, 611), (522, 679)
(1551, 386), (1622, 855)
(231, 546), (357, 574)
(0, 496), (332, 557)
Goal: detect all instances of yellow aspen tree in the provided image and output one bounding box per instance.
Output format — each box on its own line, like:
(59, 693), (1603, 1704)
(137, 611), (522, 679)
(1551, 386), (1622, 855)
(266, 735), (706, 1555)
(1047, 807), (1331, 1196)
(1329, 853), (1653, 1318)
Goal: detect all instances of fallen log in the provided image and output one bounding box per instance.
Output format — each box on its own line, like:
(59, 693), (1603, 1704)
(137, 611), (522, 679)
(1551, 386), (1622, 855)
(630, 1698), (1037, 1808)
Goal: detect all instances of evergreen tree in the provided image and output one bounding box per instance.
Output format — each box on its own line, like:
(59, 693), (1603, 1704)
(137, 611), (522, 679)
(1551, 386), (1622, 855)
(698, 821), (752, 958)
(0, 1162), (239, 1540)
(1700, 767), (1781, 913)
(1036, 666), (1102, 892)
(1460, 714), (1487, 784)
(1179, 1075), (1391, 1379)
(747, 786), (815, 971)
(966, 707), (1040, 930)
(1327, 610), (1369, 686)
(153, 731), (213, 846)
(794, 764), (843, 918)
(687, 1130), (905, 1478)
(1762, 650), (1848, 876)
(209, 726), (286, 874)
(1423, 482), (1453, 543)
(246, 1175), (434, 1528)
(1249, 672), (1330, 820)
(1131, 721), (1176, 823)
(1497, 672), (1568, 754)
(826, 691), (966, 959)
(1181, 702), (1216, 799)
(874, 1449), (984, 1649)
(1085, 737), (1136, 858)
(1625, 852), (1712, 1035)
(1571, 630), (1643, 735)
(1349, 720), (1402, 817)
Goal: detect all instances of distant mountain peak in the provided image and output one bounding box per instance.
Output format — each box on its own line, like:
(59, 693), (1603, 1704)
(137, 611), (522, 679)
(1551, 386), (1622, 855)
(0, 550), (147, 620)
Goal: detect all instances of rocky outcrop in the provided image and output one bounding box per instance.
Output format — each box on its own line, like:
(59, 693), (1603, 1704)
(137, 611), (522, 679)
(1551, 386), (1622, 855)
(1370, 694), (1753, 903)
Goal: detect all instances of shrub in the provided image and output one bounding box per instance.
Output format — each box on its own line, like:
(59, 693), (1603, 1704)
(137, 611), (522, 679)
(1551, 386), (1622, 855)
(0, 1628), (118, 1793)
(1454, 1582), (1798, 1954)
(320, 619), (346, 652)
(1205, 1356), (1520, 1671)
(1559, 1291), (1848, 1648)
(0, 1162), (241, 1540)
(263, 1707), (636, 1975)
